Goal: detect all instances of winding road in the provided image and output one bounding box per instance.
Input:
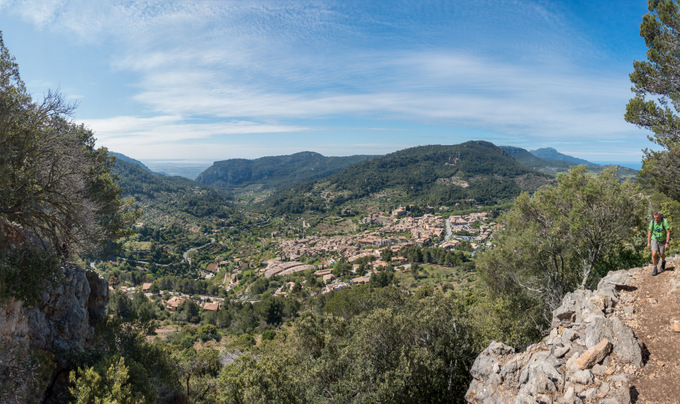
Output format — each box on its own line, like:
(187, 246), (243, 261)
(183, 237), (216, 266)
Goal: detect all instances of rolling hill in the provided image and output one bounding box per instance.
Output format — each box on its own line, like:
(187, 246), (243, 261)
(195, 151), (378, 194)
(260, 141), (555, 215)
(110, 153), (242, 225)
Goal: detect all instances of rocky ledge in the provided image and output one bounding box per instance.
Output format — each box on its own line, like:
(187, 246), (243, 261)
(0, 262), (108, 352)
(466, 269), (642, 404)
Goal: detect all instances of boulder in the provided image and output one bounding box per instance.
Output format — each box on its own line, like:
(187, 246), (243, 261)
(567, 338), (611, 371)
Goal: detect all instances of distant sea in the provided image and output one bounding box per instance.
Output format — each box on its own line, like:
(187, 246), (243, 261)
(144, 160), (212, 180)
(593, 161), (642, 170)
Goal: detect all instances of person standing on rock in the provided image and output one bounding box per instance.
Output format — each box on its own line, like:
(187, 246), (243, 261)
(648, 210), (670, 276)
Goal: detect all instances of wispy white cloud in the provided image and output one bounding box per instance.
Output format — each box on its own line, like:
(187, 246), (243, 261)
(84, 115), (308, 143)
(0, 0), (647, 161)
(120, 48), (632, 141)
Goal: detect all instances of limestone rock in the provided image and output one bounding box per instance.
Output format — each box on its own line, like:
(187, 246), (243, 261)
(568, 338), (611, 370)
(568, 369), (593, 384)
(86, 269), (109, 324)
(466, 269), (641, 404)
(0, 263), (107, 402)
(552, 343), (570, 359)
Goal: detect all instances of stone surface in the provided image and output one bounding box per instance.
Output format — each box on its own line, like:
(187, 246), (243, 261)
(569, 338), (612, 370)
(466, 269), (641, 404)
(673, 322), (680, 333)
(86, 269), (109, 324)
(0, 263), (106, 403)
(552, 343), (570, 359)
(569, 369), (593, 384)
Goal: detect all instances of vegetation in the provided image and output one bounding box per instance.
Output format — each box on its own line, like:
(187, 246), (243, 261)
(0, 33), (135, 304)
(219, 289), (478, 403)
(261, 141), (553, 215)
(196, 151), (378, 194)
(36, 162), (651, 402)
(112, 157), (242, 225)
(477, 167), (647, 324)
(625, 0), (680, 201)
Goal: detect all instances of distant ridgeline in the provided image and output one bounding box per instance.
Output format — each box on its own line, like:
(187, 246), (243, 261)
(111, 142), (637, 219)
(109, 151), (153, 172)
(195, 151), (379, 192)
(501, 146), (638, 178)
(260, 141), (557, 215)
(110, 153), (241, 224)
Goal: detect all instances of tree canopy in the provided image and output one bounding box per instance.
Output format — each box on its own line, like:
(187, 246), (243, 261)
(626, 0), (680, 200)
(477, 167), (646, 322)
(0, 32), (134, 257)
(0, 32), (136, 302)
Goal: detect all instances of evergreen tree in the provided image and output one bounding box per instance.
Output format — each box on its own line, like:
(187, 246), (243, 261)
(0, 32), (135, 256)
(0, 32), (136, 303)
(477, 167), (646, 319)
(626, 0), (680, 200)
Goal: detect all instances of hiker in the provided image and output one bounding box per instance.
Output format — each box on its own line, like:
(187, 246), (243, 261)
(647, 210), (671, 276)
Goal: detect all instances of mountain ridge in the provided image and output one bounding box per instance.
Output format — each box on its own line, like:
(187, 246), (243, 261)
(111, 156), (240, 225)
(110, 151), (152, 172)
(530, 147), (595, 166)
(195, 151), (378, 193)
(260, 141), (554, 214)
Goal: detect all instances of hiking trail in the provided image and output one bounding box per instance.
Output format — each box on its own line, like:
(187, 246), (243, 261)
(627, 254), (680, 403)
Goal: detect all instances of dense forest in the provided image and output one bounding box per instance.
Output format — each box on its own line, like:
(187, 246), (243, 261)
(196, 151), (378, 193)
(261, 141), (553, 215)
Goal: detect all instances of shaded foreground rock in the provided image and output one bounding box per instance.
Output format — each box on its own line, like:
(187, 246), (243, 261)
(0, 263), (108, 403)
(466, 270), (642, 404)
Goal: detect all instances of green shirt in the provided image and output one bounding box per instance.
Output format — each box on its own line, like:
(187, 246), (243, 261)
(649, 218), (670, 242)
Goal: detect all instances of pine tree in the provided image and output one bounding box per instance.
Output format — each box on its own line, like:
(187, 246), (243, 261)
(625, 0), (680, 200)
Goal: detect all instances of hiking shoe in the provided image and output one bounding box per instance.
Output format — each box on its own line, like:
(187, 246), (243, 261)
(661, 260), (666, 271)
(653, 267), (658, 276)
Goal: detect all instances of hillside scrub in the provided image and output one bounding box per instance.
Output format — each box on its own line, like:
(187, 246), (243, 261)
(218, 288), (480, 403)
(477, 166), (647, 325)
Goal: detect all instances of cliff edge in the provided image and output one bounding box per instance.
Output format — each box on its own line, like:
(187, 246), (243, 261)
(466, 256), (680, 403)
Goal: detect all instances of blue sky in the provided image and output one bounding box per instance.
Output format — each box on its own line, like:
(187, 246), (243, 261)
(0, 0), (653, 165)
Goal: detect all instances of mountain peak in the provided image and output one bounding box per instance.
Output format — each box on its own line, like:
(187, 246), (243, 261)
(529, 147), (596, 167)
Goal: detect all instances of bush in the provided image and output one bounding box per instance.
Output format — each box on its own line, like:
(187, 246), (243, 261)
(262, 330), (277, 341)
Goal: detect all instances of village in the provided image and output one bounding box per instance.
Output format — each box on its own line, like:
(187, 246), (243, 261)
(111, 208), (497, 313)
(244, 208), (497, 296)
(276, 209), (494, 264)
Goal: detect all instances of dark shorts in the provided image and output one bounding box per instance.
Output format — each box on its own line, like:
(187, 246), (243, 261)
(651, 239), (666, 253)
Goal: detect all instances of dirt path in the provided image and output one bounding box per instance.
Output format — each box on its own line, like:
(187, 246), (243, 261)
(627, 255), (680, 403)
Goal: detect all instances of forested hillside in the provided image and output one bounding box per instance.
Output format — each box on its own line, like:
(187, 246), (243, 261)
(196, 151), (378, 194)
(262, 141), (553, 215)
(112, 156), (243, 225)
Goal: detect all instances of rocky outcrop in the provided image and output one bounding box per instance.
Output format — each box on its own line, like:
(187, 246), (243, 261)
(0, 262), (108, 402)
(466, 269), (642, 403)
